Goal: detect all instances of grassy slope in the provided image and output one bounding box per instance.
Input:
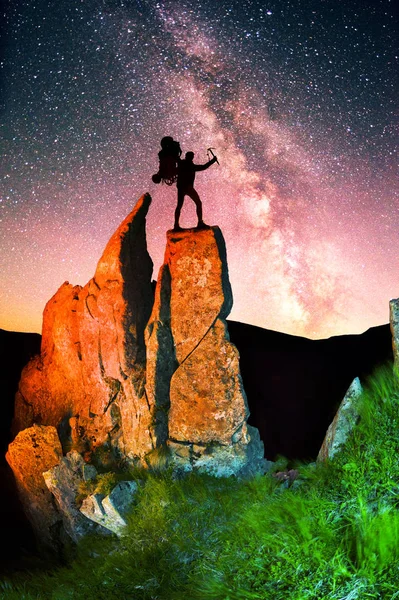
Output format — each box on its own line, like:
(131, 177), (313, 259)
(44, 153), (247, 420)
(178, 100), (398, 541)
(1, 365), (399, 600)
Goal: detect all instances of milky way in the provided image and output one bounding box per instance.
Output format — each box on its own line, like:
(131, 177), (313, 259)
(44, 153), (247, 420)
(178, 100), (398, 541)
(1, 0), (398, 338)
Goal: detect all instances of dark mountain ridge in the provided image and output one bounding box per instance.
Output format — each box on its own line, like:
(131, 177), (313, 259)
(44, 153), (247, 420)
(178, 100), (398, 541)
(0, 328), (41, 453)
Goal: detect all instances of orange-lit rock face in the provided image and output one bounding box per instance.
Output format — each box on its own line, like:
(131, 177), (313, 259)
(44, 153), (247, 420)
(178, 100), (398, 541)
(169, 318), (249, 444)
(165, 227), (232, 364)
(13, 194), (155, 460)
(12, 209), (264, 491)
(146, 226), (265, 475)
(6, 425), (63, 550)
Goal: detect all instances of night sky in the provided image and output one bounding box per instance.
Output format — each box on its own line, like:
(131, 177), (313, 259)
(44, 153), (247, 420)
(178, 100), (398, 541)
(1, 0), (398, 338)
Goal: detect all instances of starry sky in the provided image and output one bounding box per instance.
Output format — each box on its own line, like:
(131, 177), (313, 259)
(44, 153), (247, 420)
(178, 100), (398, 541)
(1, 0), (398, 338)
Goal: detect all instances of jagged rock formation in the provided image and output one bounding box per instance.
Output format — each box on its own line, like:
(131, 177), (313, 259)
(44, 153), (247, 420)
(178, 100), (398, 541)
(317, 377), (363, 462)
(13, 193), (155, 462)
(7, 194), (265, 549)
(146, 227), (266, 476)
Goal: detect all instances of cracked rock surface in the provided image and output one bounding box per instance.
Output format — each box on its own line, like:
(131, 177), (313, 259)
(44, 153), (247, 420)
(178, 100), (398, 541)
(12, 193), (155, 461)
(146, 226), (266, 476)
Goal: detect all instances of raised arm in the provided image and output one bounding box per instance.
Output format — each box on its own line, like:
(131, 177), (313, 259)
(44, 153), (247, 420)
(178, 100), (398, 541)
(194, 156), (217, 172)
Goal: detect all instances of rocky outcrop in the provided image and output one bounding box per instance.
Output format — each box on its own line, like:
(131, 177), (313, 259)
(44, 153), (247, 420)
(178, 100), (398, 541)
(390, 299), (399, 372)
(146, 227), (266, 476)
(13, 193), (155, 462)
(6, 425), (63, 550)
(7, 198), (266, 552)
(317, 377), (363, 461)
(11, 201), (264, 476)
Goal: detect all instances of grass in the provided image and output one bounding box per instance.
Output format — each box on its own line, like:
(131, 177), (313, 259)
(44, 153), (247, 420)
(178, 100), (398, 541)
(2, 364), (399, 599)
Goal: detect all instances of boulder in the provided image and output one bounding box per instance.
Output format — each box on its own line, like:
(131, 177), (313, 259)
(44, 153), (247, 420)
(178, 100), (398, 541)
(43, 451), (101, 542)
(6, 425), (63, 551)
(146, 227), (266, 476)
(317, 377), (363, 461)
(80, 480), (138, 536)
(168, 424), (269, 477)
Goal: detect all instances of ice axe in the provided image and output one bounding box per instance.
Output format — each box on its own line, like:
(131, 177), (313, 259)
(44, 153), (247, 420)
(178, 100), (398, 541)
(207, 147), (219, 165)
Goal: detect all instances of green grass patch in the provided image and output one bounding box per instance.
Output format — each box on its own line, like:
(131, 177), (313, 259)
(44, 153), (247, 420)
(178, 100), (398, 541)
(2, 365), (399, 599)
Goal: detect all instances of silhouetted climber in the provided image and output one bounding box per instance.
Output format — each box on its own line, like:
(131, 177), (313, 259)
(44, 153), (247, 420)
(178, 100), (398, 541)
(174, 151), (217, 231)
(152, 136), (182, 185)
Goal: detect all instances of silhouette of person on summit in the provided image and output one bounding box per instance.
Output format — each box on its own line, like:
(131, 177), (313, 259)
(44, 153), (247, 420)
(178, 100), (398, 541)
(174, 151), (217, 231)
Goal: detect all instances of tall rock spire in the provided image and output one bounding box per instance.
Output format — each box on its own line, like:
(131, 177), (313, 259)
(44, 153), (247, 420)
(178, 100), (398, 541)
(146, 227), (265, 476)
(12, 193), (155, 461)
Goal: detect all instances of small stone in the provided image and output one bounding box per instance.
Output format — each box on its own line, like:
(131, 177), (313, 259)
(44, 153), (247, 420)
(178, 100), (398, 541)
(43, 450), (101, 542)
(102, 481), (138, 531)
(81, 494), (106, 522)
(273, 469), (299, 488)
(80, 481), (138, 536)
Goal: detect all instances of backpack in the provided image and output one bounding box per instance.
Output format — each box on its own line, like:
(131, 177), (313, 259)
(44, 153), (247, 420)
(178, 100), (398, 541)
(152, 137), (182, 185)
